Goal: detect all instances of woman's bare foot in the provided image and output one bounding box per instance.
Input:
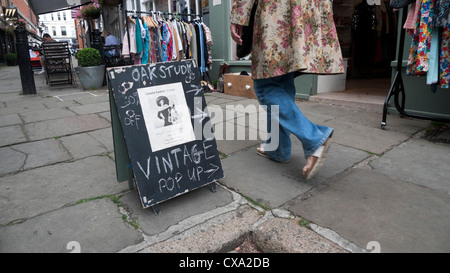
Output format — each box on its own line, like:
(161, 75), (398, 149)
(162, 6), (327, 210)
(256, 146), (289, 163)
(302, 138), (332, 180)
(302, 155), (318, 177)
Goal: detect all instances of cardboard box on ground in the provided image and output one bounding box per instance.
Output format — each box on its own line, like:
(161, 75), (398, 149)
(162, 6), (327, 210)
(224, 72), (256, 99)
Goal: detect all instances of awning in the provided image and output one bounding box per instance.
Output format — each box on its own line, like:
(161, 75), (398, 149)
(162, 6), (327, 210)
(28, 0), (92, 15)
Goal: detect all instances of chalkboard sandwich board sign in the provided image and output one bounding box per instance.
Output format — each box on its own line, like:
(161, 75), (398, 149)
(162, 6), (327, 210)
(107, 60), (224, 210)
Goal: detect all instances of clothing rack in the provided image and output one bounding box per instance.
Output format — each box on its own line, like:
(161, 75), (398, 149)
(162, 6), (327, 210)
(122, 8), (213, 85)
(123, 9), (200, 63)
(125, 10), (202, 20)
(381, 6), (450, 129)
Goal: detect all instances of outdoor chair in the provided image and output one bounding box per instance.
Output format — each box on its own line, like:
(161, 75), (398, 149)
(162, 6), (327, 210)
(42, 41), (75, 88)
(103, 44), (131, 67)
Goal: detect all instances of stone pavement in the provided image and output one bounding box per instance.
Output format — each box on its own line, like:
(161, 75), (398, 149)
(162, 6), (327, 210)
(1, 65), (449, 253)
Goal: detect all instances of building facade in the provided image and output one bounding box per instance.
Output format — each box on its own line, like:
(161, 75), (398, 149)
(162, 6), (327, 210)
(0, 0), (40, 63)
(39, 10), (77, 46)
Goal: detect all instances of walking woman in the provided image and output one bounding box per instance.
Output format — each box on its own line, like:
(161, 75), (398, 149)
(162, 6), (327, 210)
(230, 0), (345, 179)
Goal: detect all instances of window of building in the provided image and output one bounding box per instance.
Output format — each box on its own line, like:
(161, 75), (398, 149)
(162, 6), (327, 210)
(52, 26), (57, 37)
(57, 12), (61, 20)
(61, 26), (67, 36)
(63, 12), (67, 21)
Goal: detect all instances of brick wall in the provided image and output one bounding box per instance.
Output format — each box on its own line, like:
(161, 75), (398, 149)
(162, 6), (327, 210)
(10, 0), (37, 26)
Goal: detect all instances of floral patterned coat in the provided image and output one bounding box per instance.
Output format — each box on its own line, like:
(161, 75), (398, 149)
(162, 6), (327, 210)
(230, 0), (345, 79)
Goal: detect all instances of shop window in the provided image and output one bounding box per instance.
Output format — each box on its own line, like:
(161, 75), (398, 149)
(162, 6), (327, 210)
(141, 0), (203, 18)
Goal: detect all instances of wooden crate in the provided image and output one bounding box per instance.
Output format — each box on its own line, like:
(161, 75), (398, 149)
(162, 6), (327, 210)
(223, 73), (257, 99)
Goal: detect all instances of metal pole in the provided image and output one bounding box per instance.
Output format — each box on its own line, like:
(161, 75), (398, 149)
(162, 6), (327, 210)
(15, 26), (36, 95)
(91, 28), (104, 62)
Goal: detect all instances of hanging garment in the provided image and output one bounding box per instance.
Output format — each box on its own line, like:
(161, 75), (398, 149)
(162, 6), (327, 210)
(141, 21), (150, 65)
(404, 0), (422, 36)
(171, 20), (183, 60)
(160, 21), (173, 62)
(178, 21), (188, 59)
(230, 0), (344, 79)
(440, 23), (450, 88)
(202, 22), (213, 70)
(427, 27), (440, 89)
(184, 22), (193, 59)
(436, 0), (450, 88)
(407, 0), (434, 75)
(189, 23), (198, 65)
(152, 26), (162, 63)
(195, 22), (207, 75)
(135, 18), (144, 55)
(435, 0), (449, 27)
(407, 0), (449, 88)
(122, 20), (136, 58)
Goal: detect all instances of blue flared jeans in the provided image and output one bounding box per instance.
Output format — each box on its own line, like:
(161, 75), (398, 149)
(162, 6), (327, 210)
(253, 72), (333, 162)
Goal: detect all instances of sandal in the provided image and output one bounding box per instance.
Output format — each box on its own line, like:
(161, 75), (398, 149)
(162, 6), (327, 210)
(303, 137), (332, 180)
(256, 146), (289, 163)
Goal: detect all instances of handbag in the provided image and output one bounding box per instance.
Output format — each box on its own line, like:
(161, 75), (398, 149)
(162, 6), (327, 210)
(389, 0), (415, 9)
(236, 0), (258, 58)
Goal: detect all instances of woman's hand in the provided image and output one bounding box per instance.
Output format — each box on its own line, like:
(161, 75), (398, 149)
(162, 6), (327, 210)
(230, 23), (243, 45)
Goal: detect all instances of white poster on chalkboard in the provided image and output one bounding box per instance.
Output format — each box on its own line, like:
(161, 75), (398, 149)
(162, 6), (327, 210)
(138, 82), (196, 152)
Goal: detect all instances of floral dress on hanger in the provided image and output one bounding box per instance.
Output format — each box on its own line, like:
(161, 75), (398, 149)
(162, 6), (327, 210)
(407, 0), (449, 88)
(407, 0), (434, 76)
(437, 0), (449, 88)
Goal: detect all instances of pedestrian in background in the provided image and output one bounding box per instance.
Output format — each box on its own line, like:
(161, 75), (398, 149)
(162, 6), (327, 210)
(102, 30), (120, 58)
(38, 33), (56, 75)
(230, 0), (345, 179)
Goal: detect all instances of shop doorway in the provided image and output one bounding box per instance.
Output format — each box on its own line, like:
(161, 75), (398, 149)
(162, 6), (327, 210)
(310, 0), (398, 111)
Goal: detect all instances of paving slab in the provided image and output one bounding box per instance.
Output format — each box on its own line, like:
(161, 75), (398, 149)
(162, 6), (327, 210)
(0, 113), (22, 127)
(11, 138), (71, 170)
(285, 168), (450, 253)
(1, 99), (48, 115)
(215, 119), (263, 155)
(0, 92), (24, 103)
(119, 185), (234, 237)
(0, 156), (129, 225)
(0, 124), (27, 147)
(87, 127), (114, 152)
(24, 114), (110, 141)
(323, 118), (410, 155)
(370, 138), (450, 193)
(296, 100), (429, 134)
(0, 147), (26, 175)
(98, 111), (111, 122)
(19, 108), (76, 123)
(60, 132), (109, 159)
(68, 90), (109, 105)
(68, 101), (110, 115)
(0, 198), (143, 253)
(40, 95), (84, 109)
(220, 138), (369, 208)
(341, 109), (429, 134)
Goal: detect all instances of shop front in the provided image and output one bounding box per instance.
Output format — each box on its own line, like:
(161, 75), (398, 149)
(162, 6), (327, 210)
(209, 0), (450, 121)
